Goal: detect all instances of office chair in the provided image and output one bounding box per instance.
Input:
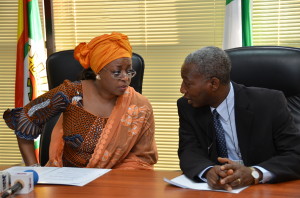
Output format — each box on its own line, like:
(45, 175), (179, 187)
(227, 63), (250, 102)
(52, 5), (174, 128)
(39, 50), (145, 166)
(225, 46), (300, 130)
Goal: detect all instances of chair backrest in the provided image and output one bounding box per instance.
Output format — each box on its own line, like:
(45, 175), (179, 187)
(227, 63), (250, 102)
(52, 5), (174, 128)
(39, 50), (145, 165)
(225, 46), (300, 130)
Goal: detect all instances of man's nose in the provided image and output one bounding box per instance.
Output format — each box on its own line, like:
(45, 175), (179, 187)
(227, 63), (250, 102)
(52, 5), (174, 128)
(180, 83), (186, 94)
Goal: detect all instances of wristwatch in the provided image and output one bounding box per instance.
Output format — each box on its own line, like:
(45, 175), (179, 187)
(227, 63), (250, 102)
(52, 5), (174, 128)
(249, 167), (260, 184)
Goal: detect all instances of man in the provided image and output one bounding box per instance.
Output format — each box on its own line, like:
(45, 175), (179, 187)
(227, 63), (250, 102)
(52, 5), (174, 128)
(177, 46), (300, 191)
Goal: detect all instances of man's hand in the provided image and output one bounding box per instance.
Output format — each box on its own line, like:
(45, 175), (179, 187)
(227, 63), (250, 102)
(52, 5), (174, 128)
(205, 165), (233, 191)
(219, 162), (257, 189)
(205, 157), (234, 191)
(205, 157), (257, 191)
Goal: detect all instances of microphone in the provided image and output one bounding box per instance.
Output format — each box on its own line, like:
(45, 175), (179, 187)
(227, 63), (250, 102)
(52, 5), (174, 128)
(0, 172), (10, 194)
(1, 169), (39, 198)
(1, 180), (24, 198)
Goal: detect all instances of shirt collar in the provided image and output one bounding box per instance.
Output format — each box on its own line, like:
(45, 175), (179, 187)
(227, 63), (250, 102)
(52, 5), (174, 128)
(210, 82), (234, 122)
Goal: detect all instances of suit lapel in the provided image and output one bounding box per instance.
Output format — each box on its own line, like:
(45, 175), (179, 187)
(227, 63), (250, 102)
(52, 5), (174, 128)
(195, 106), (218, 161)
(195, 106), (214, 141)
(233, 83), (255, 165)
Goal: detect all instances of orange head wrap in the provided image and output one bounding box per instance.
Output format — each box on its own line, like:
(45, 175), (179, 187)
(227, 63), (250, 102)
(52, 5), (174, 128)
(74, 32), (132, 73)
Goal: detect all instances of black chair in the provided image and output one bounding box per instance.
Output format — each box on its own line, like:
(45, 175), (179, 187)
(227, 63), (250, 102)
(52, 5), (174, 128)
(225, 46), (300, 130)
(39, 50), (145, 166)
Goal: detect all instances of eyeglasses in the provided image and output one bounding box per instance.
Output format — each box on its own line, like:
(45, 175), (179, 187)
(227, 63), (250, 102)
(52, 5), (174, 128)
(102, 68), (137, 80)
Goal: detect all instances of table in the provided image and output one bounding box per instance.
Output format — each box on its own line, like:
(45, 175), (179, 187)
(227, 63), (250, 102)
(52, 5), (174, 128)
(3, 169), (300, 198)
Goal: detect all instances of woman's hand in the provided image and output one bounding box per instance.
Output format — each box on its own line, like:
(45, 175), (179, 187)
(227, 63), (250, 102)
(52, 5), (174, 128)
(17, 136), (38, 166)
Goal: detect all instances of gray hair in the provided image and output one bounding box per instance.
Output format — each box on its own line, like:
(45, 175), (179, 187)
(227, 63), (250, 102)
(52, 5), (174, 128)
(184, 46), (231, 84)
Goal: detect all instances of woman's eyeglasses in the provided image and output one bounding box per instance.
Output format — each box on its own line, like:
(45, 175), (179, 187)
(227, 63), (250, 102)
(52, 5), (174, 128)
(102, 68), (136, 80)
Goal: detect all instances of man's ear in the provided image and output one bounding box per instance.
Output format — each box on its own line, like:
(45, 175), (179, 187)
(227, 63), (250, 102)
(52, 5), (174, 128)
(209, 77), (220, 91)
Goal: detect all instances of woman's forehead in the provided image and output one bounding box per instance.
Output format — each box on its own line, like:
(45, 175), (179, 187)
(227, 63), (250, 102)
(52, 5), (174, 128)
(107, 57), (132, 67)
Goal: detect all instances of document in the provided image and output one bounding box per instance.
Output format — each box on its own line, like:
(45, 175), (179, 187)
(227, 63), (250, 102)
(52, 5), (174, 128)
(5, 166), (111, 186)
(164, 174), (248, 194)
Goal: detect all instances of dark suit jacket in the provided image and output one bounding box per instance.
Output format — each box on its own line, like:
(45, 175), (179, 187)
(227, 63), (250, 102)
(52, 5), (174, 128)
(177, 82), (300, 183)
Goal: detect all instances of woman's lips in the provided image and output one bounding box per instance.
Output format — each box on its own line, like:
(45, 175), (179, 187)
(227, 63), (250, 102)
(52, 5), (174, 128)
(119, 85), (128, 91)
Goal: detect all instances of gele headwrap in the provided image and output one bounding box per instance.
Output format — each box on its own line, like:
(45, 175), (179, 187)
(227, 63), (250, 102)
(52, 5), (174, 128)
(74, 32), (132, 73)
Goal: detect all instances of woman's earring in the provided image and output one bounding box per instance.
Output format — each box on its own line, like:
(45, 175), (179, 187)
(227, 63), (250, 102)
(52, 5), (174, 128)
(96, 74), (101, 80)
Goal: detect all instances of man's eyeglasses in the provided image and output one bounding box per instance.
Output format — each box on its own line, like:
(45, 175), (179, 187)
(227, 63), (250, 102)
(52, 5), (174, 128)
(102, 68), (137, 80)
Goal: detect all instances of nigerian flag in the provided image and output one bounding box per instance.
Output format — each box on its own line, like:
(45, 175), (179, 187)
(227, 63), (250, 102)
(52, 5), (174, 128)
(223, 0), (252, 49)
(16, 0), (47, 162)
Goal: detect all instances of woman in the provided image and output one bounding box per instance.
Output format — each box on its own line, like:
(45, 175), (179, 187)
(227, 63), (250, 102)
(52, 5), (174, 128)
(3, 32), (158, 169)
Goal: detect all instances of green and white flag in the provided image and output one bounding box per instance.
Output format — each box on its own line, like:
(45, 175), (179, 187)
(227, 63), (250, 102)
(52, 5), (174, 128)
(223, 0), (253, 49)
